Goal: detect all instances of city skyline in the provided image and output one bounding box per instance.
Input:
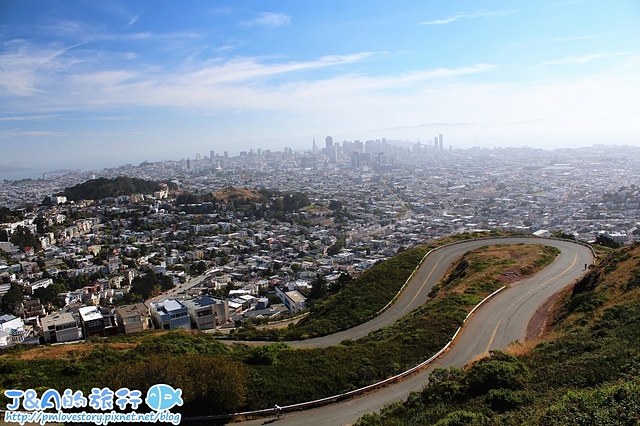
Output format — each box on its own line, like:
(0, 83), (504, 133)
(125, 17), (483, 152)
(1, 0), (640, 172)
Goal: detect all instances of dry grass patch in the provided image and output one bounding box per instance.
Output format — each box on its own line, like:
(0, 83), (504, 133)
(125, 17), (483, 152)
(436, 244), (559, 299)
(212, 187), (263, 203)
(504, 331), (562, 358)
(12, 342), (137, 361)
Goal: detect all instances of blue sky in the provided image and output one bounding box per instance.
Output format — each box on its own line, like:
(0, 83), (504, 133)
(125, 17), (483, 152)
(1, 0), (640, 171)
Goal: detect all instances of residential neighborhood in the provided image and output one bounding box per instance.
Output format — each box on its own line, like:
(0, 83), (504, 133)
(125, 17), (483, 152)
(1, 141), (640, 347)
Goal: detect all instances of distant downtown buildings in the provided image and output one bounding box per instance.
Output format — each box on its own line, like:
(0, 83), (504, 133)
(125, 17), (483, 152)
(187, 134), (446, 168)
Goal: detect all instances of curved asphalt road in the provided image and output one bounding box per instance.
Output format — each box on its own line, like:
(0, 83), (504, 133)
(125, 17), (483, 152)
(233, 237), (594, 425)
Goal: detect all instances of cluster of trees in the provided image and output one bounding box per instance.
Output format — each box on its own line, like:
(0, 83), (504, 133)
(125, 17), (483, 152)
(0, 225), (41, 252)
(0, 284), (23, 315)
(270, 192), (310, 213)
(306, 273), (353, 304)
(0, 207), (22, 223)
(59, 177), (176, 202)
(329, 199), (350, 221)
(175, 187), (311, 219)
(130, 271), (175, 300)
(326, 237), (346, 256)
(32, 282), (67, 309)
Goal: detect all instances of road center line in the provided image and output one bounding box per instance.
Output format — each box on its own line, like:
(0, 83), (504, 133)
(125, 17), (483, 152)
(512, 252), (578, 307)
(485, 320), (501, 352)
(479, 252), (579, 353)
(401, 255), (443, 313)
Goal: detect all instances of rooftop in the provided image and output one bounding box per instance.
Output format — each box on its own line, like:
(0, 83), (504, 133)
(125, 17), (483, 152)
(78, 305), (103, 321)
(152, 298), (185, 313)
(0, 314), (18, 324)
(42, 312), (77, 327)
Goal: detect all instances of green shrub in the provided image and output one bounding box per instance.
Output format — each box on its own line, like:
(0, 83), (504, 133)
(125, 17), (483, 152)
(434, 410), (489, 426)
(466, 351), (530, 395)
(485, 388), (533, 412)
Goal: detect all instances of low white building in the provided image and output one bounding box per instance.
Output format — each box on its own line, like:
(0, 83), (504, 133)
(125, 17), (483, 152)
(41, 312), (82, 344)
(26, 278), (53, 294)
(275, 286), (307, 314)
(0, 314), (26, 346)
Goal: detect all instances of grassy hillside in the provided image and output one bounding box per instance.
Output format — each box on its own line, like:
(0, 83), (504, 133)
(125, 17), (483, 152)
(356, 242), (640, 426)
(233, 231), (515, 341)
(0, 240), (558, 417)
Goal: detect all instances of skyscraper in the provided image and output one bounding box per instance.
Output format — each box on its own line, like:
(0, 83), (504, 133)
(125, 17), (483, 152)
(325, 136), (333, 151)
(326, 136), (336, 163)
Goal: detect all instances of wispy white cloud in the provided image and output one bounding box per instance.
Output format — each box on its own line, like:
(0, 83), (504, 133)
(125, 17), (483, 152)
(420, 9), (519, 25)
(212, 44), (240, 53)
(0, 130), (63, 137)
(208, 6), (233, 15)
(37, 19), (97, 39)
(100, 31), (199, 42)
(92, 2), (141, 28)
(545, 54), (606, 65)
(240, 12), (291, 28)
(543, 52), (631, 65)
(0, 114), (59, 122)
(71, 70), (139, 87)
(127, 15), (140, 27)
(0, 41), (85, 96)
(186, 52), (379, 85)
(553, 34), (601, 42)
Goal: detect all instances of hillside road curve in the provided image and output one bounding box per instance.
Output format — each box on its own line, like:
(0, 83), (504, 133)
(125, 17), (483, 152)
(233, 237), (594, 425)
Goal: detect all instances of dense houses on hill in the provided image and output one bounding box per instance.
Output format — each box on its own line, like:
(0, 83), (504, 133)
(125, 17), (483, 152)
(2, 143), (640, 347)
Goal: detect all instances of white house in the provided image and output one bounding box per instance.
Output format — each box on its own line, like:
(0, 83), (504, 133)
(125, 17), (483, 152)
(275, 286), (307, 314)
(0, 314), (26, 345)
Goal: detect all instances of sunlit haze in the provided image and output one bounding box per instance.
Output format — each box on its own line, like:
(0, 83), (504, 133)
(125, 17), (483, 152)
(1, 0), (640, 173)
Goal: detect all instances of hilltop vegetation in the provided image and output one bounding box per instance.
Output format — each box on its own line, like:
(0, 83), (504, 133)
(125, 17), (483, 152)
(60, 176), (176, 201)
(356, 242), (640, 426)
(175, 187), (310, 217)
(0, 239), (559, 417)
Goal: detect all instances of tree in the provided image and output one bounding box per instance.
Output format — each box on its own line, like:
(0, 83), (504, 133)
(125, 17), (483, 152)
(309, 275), (328, 301)
(10, 226), (41, 252)
(282, 192), (310, 212)
(131, 272), (174, 299)
(327, 238), (345, 256)
(331, 273), (353, 293)
(595, 234), (621, 249)
(552, 231), (576, 240)
(1, 284), (24, 315)
(192, 261), (207, 274)
(34, 216), (49, 234)
(329, 200), (343, 211)
(33, 283), (67, 308)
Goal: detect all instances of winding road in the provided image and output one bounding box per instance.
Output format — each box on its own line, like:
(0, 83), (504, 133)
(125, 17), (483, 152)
(232, 237), (594, 425)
